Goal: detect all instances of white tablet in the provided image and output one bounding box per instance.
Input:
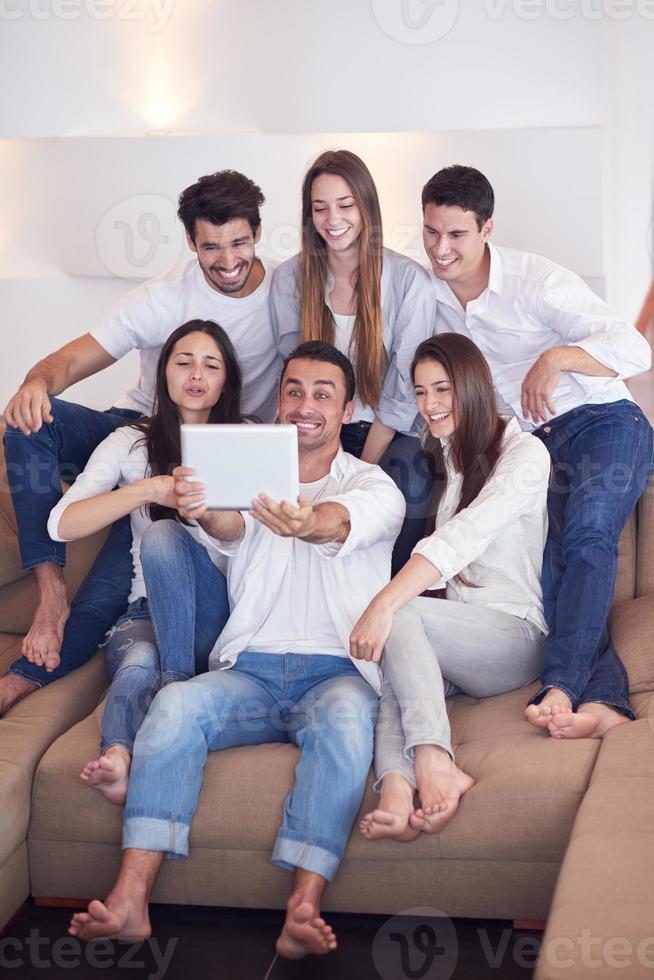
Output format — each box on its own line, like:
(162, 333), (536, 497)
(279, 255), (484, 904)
(180, 424), (299, 511)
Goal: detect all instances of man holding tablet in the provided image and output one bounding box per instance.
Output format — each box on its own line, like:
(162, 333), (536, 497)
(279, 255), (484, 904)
(1, 169), (281, 715)
(69, 342), (405, 960)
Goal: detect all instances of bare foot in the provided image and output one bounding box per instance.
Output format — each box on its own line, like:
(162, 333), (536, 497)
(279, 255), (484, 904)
(276, 895), (337, 959)
(525, 688), (572, 730)
(360, 772), (420, 842)
(21, 565), (70, 671)
(0, 674), (38, 715)
(68, 893), (151, 942)
(409, 744), (475, 835)
(548, 702), (631, 740)
(80, 746), (131, 805)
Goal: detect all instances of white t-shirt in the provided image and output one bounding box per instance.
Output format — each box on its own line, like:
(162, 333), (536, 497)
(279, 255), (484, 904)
(245, 474), (346, 657)
(47, 426), (225, 604)
(91, 255), (281, 422)
(332, 313), (375, 424)
(202, 447), (406, 693)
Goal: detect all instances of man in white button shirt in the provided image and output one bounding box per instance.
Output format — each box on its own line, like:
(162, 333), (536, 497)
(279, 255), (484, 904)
(1, 170), (281, 715)
(423, 165), (653, 739)
(68, 342), (405, 959)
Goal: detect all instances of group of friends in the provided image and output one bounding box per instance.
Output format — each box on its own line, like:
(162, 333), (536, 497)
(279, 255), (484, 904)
(1, 153), (652, 960)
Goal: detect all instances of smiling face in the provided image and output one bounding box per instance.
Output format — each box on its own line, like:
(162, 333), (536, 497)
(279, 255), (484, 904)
(188, 217), (261, 297)
(423, 203), (492, 294)
(310, 173), (363, 255)
(414, 357), (456, 439)
(165, 331), (226, 423)
(279, 357), (354, 455)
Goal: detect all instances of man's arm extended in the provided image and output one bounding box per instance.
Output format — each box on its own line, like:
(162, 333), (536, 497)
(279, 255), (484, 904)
(4, 334), (117, 435)
(251, 493), (350, 544)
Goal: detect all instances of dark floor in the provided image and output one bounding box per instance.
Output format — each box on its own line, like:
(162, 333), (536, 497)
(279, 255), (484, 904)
(4, 900), (542, 980)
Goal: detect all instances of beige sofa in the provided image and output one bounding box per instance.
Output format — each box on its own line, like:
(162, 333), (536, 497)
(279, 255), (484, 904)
(1, 429), (653, 979)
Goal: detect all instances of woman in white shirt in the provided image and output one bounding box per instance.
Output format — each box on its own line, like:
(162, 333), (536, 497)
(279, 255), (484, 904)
(270, 149), (437, 571)
(47, 320), (241, 805)
(350, 333), (551, 841)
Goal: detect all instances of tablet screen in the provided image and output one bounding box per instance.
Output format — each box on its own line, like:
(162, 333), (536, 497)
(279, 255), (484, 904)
(180, 424), (299, 510)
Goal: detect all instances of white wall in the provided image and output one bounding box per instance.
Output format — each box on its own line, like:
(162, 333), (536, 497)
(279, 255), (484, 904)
(1, 0), (653, 409)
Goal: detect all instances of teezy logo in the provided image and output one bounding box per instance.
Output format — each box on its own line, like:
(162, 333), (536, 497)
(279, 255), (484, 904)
(96, 194), (183, 279)
(370, 0), (460, 43)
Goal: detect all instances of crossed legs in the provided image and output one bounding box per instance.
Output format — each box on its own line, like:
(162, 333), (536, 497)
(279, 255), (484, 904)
(363, 599), (544, 841)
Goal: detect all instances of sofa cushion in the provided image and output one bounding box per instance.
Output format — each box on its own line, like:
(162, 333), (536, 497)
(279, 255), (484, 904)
(609, 596), (654, 699)
(31, 684), (601, 874)
(0, 761), (30, 868)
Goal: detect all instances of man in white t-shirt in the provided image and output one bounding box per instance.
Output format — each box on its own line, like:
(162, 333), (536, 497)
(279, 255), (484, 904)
(423, 165), (653, 739)
(68, 342), (405, 960)
(1, 170), (281, 715)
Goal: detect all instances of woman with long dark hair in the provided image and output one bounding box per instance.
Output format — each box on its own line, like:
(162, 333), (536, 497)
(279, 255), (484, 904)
(47, 319), (242, 805)
(271, 149), (437, 569)
(350, 334), (551, 840)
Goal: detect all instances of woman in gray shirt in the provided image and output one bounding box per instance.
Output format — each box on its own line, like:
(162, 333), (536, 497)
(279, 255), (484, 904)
(270, 149), (437, 569)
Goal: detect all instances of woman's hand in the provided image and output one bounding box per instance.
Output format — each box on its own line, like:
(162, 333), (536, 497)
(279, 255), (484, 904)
(171, 466), (207, 520)
(142, 475), (177, 509)
(350, 598), (394, 663)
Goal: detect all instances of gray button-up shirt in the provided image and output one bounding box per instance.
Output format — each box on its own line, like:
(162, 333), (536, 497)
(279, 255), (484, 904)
(270, 248), (437, 434)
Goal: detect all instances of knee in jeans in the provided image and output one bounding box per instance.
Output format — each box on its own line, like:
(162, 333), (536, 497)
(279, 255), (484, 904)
(141, 520), (186, 563)
(117, 640), (160, 673)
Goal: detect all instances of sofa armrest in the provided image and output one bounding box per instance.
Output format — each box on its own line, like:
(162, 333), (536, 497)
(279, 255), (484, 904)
(535, 718), (654, 979)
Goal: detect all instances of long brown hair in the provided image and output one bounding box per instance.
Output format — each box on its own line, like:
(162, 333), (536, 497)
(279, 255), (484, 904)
(129, 319), (243, 523)
(411, 334), (507, 530)
(298, 149), (386, 407)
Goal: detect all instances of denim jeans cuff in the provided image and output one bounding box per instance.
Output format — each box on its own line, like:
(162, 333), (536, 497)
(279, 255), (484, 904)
(100, 737), (135, 756)
(122, 815), (189, 859)
(373, 765), (417, 794)
(21, 555), (66, 573)
(7, 669), (46, 690)
(579, 698), (636, 721)
(271, 834), (341, 882)
(160, 670), (193, 685)
(528, 683), (579, 710)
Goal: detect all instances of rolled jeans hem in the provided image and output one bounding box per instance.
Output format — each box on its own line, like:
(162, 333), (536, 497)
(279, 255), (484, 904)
(122, 815), (189, 860)
(100, 737), (134, 756)
(7, 669), (45, 690)
(21, 555), (66, 573)
(271, 835), (341, 882)
(528, 683), (579, 710)
(160, 670), (192, 685)
(580, 698), (636, 721)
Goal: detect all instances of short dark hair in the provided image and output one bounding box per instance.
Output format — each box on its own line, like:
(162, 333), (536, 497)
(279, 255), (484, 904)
(421, 165), (494, 230)
(280, 341), (356, 405)
(177, 170), (265, 240)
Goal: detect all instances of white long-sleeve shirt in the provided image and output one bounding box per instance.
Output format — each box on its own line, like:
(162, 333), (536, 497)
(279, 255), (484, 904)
(432, 244), (652, 428)
(270, 248), (437, 434)
(202, 447), (406, 693)
(47, 426), (225, 604)
(413, 418), (550, 632)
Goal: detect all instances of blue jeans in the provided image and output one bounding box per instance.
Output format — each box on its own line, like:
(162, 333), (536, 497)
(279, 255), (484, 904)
(531, 400), (653, 716)
(5, 398), (142, 688)
(340, 422), (437, 576)
(101, 525), (229, 755)
(123, 653), (377, 881)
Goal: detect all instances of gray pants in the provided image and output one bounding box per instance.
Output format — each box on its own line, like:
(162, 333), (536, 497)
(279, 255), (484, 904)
(375, 598), (545, 789)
